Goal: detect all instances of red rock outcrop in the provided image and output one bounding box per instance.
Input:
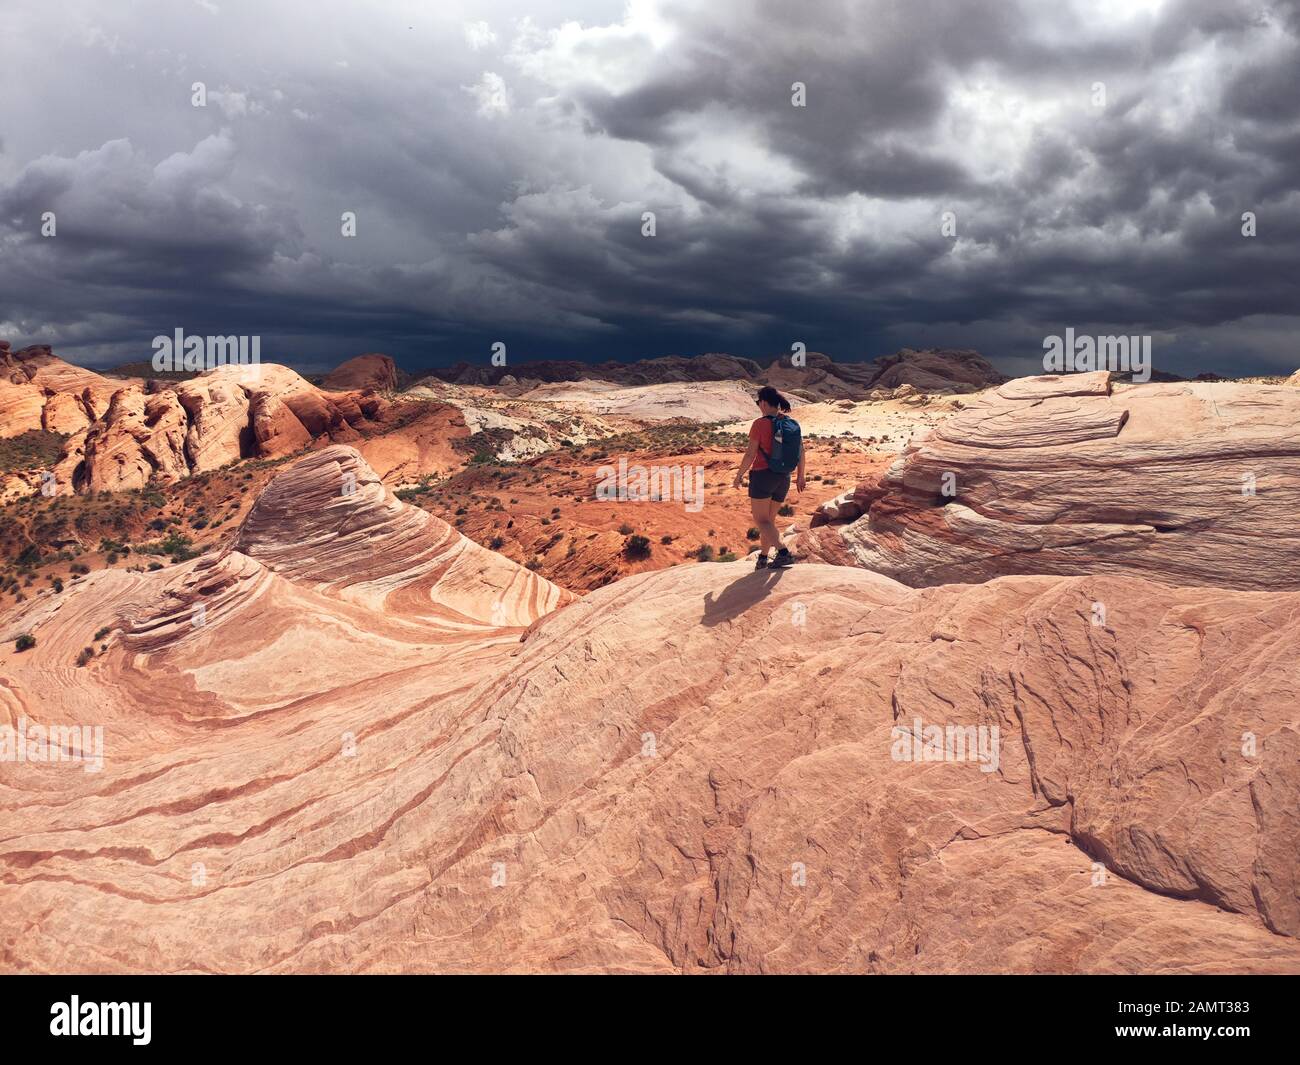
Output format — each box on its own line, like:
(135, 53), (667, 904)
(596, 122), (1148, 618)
(47, 363), (388, 495)
(797, 372), (1300, 590)
(77, 389), (190, 493)
(0, 342), (121, 437)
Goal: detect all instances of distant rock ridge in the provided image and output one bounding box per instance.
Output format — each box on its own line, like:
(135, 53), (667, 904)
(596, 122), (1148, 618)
(323, 353), (400, 392)
(419, 347), (1006, 398)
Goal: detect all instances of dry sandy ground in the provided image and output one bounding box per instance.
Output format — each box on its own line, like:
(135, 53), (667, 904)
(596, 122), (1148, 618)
(417, 442), (888, 591)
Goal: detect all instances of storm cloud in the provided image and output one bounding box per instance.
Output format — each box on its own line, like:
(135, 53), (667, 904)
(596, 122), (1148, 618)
(0, 0), (1297, 376)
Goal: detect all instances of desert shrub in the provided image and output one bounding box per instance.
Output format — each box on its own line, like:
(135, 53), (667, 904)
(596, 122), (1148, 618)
(623, 534), (652, 560)
(617, 523), (634, 535)
(693, 544), (715, 562)
(778, 504), (795, 517)
(660, 534), (674, 545)
(76, 647), (94, 667)
(15, 633), (35, 652)
(716, 551), (738, 562)
(746, 527), (760, 541)
(489, 536), (505, 550)
(94, 626), (111, 640)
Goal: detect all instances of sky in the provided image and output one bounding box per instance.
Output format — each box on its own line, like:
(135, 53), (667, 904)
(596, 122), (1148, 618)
(0, 0), (1297, 377)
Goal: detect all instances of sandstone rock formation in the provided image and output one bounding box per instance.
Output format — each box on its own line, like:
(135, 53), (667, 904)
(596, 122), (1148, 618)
(797, 373), (1300, 590)
(50, 364), (386, 495)
(0, 341), (122, 437)
(323, 353), (399, 392)
(0, 447), (1295, 971)
(77, 389), (191, 494)
(233, 446), (571, 622)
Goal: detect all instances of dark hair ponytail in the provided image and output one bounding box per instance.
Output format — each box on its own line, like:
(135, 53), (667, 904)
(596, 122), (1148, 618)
(756, 385), (791, 412)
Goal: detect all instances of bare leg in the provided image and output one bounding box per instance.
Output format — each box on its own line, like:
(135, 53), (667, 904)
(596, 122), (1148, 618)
(751, 498), (780, 552)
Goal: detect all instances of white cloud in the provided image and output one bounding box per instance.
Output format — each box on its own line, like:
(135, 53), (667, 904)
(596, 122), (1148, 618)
(465, 71), (510, 118)
(464, 20), (497, 51)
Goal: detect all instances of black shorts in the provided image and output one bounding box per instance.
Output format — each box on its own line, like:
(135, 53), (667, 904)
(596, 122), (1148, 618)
(748, 468), (790, 502)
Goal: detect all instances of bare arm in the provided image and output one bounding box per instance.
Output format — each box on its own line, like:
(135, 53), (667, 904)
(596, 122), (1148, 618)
(733, 438), (759, 487)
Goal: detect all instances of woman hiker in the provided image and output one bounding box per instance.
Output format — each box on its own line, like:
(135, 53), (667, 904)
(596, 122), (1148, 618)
(733, 385), (805, 569)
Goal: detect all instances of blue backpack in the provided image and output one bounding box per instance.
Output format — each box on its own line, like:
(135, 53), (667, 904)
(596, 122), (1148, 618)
(761, 413), (802, 475)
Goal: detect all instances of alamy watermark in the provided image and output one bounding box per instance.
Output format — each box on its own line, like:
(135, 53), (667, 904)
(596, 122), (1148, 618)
(0, 717), (103, 772)
(596, 458), (706, 513)
(50, 996), (150, 1045)
(151, 329), (261, 373)
(891, 718), (1000, 773)
(1042, 328), (1151, 382)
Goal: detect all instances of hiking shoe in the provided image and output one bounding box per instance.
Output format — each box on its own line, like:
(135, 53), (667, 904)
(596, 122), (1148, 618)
(771, 548), (795, 568)
(754, 553), (769, 570)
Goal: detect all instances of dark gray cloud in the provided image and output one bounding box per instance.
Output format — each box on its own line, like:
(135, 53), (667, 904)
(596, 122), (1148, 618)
(0, 0), (1297, 376)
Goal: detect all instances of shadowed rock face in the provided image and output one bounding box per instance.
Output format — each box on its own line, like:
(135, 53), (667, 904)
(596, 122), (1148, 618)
(798, 373), (1300, 591)
(0, 443), (1295, 973)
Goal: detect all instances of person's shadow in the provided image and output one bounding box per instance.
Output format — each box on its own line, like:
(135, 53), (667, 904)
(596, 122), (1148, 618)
(701, 566), (787, 627)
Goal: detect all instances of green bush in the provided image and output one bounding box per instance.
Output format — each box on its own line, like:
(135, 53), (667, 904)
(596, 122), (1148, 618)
(624, 534), (652, 560)
(15, 633), (36, 652)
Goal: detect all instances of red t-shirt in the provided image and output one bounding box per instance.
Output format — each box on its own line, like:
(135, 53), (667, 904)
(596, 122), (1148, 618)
(749, 417), (773, 471)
